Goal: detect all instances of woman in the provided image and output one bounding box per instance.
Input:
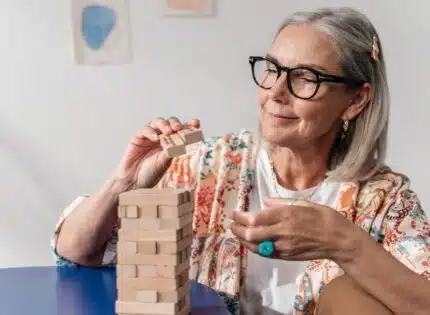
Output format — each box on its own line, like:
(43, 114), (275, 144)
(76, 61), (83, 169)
(52, 7), (430, 315)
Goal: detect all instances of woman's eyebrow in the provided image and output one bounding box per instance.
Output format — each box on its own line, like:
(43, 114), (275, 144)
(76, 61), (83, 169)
(265, 53), (330, 73)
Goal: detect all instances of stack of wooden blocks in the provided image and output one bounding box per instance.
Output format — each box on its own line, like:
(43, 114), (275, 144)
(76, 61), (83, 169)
(115, 127), (203, 315)
(116, 188), (194, 315)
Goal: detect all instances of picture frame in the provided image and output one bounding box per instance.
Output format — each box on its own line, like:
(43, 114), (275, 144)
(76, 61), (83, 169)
(71, 0), (133, 65)
(164, 0), (216, 17)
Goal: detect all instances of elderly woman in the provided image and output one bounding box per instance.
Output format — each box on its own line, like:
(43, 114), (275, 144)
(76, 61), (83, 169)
(52, 7), (430, 315)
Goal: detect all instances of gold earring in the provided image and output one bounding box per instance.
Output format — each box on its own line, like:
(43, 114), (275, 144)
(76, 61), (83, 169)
(343, 120), (349, 132)
(341, 120), (349, 139)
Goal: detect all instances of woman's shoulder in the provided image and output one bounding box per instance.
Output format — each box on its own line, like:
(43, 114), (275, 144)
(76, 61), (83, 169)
(355, 165), (422, 209)
(359, 165), (413, 194)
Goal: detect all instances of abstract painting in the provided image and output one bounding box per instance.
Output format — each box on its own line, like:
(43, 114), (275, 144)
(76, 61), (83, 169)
(164, 0), (216, 17)
(72, 0), (132, 65)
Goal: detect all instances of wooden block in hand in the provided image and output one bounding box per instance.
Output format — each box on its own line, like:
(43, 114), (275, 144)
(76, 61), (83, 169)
(160, 134), (186, 158)
(178, 127), (204, 145)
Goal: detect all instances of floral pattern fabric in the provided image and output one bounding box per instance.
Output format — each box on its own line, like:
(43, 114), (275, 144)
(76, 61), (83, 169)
(52, 130), (430, 315)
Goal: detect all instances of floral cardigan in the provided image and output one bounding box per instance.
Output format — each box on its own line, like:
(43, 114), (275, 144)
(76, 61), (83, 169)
(52, 130), (430, 315)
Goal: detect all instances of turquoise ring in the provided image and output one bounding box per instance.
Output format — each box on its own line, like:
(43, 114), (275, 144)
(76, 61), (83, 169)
(258, 240), (275, 257)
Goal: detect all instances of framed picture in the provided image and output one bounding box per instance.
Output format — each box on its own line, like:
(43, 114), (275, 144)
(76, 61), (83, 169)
(164, 0), (216, 17)
(71, 0), (132, 65)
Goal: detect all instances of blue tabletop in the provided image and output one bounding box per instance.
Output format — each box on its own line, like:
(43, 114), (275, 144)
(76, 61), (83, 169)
(0, 266), (230, 315)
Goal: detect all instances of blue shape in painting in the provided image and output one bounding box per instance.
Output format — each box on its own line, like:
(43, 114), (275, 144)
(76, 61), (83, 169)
(81, 4), (116, 50)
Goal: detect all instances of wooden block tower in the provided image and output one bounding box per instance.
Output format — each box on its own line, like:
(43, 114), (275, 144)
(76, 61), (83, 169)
(115, 188), (194, 315)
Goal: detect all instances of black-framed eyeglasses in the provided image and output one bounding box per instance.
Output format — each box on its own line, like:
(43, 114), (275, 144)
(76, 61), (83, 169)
(249, 56), (365, 100)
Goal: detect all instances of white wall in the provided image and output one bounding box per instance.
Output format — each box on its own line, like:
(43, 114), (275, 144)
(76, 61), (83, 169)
(0, 0), (428, 267)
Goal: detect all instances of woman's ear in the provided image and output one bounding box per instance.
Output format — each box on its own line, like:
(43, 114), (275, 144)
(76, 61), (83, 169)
(341, 82), (372, 121)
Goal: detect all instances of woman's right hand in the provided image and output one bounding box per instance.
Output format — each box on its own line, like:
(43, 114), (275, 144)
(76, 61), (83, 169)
(111, 117), (200, 192)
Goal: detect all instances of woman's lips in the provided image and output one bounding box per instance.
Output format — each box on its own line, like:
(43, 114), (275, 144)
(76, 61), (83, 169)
(267, 112), (298, 120)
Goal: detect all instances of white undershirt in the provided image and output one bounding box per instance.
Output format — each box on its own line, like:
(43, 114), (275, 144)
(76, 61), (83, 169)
(242, 148), (341, 314)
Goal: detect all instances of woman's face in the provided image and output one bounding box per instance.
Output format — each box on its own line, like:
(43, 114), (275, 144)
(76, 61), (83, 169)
(258, 23), (365, 148)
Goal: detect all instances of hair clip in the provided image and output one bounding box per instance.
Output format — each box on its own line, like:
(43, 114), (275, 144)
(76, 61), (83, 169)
(371, 35), (380, 61)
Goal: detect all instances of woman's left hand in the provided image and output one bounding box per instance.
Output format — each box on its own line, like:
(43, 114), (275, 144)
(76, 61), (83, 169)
(230, 197), (360, 262)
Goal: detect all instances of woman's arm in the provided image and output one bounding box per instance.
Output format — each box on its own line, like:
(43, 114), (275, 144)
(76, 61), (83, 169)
(55, 117), (202, 266)
(335, 200), (430, 315)
(55, 179), (126, 266)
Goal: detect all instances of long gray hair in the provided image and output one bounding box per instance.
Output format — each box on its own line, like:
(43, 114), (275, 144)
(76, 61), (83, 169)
(266, 7), (389, 182)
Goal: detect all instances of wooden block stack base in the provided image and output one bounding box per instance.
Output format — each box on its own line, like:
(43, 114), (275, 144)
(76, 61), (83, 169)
(116, 188), (193, 315)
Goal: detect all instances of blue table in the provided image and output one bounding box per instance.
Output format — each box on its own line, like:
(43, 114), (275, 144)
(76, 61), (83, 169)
(0, 266), (230, 315)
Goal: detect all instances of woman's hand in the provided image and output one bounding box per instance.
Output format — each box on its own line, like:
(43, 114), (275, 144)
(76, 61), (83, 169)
(230, 198), (361, 262)
(111, 117), (200, 192)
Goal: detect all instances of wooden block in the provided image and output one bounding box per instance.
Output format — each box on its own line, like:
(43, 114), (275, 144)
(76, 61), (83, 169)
(136, 290), (158, 303)
(170, 133), (185, 146)
(115, 298), (190, 315)
(117, 264), (137, 278)
(118, 206), (127, 218)
(180, 250), (187, 264)
(118, 282), (190, 304)
(121, 241), (137, 254)
(120, 218), (161, 231)
(142, 260), (189, 278)
(139, 204), (159, 218)
(117, 260), (189, 281)
(126, 205), (139, 218)
(135, 265), (157, 278)
(178, 128), (204, 145)
(159, 211), (194, 230)
(115, 300), (180, 315)
(181, 223), (193, 238)
(119, 228), (182, 242)
(116, 284), (135, 300)
(137, 242), (157, 254)
(158, 282), (190, 303)
(166, 145), (186, 158)
(119, 188), (190, 207)
(154, 260), (189, 278)
(158, 202), (193, 218)
(157, 236), (192, 254)
(190, 189), (195, 204)
(119, 275), (183, 291)
(120, 211), (193, 231)
(160, 134), (186, 158)
(117, 249), (182, 266)
(119, 205), (159, 220)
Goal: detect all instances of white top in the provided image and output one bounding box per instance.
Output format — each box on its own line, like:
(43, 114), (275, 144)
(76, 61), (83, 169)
(242, 148), (342, 314)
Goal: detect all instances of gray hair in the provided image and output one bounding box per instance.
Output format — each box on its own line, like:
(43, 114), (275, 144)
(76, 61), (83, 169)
(273, 7), (389, 182)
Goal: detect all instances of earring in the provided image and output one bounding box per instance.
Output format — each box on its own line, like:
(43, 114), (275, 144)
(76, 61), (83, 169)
(341, 120), (349, 139)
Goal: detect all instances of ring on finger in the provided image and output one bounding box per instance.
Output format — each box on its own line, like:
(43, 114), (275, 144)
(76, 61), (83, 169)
(258, 240), (276, 257)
